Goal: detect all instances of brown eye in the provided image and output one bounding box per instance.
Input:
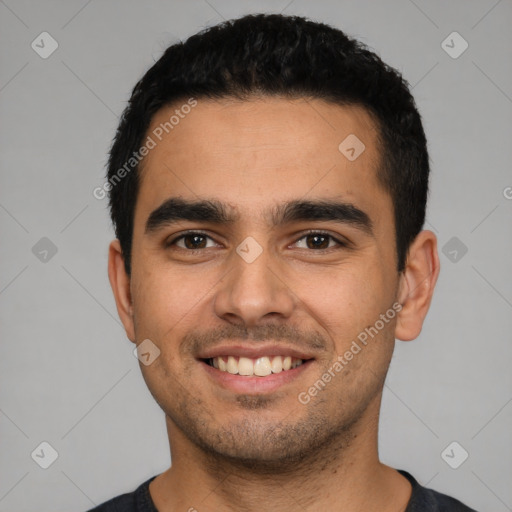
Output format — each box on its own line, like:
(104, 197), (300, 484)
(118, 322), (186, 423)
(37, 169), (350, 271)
(166, 232), (216, 250)
(182, 234), (207, 249)
(294, 232), (345, 250)
(306, 234), (330, 249)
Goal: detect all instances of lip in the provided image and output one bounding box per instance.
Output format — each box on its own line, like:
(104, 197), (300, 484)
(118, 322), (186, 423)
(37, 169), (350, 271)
(196, 343), (315, 361)
(200, 358), (314, 394)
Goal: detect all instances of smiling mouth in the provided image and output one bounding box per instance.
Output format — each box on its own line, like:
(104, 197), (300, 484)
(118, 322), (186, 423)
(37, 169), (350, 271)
(204, 356), (306, 377)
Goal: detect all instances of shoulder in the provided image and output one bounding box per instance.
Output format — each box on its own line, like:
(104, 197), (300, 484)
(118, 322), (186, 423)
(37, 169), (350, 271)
(399, 470), (478, 512)
(85, 475), (158, 512)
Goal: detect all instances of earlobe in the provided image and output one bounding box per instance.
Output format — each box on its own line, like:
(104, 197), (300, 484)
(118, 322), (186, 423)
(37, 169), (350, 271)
(108, 239), (136, 342)
(395, 230), (440, 342)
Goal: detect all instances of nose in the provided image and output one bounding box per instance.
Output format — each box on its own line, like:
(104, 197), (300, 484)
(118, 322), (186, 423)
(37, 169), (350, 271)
(213, 238), (296, 328)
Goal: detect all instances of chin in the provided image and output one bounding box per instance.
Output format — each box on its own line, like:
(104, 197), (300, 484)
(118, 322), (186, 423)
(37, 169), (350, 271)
(203, 440), (310, 473)
(187, 411), (343, 471)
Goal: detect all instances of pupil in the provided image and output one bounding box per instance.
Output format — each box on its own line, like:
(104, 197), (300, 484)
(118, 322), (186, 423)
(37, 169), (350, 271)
(308, 235), (328, 249)
(185, 235), (206, 249)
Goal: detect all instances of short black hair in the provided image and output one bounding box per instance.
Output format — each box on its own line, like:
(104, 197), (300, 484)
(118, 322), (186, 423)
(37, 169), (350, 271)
(107, 13), (429, 275)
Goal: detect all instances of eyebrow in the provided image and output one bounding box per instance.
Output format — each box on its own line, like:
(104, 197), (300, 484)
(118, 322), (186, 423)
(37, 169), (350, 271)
(145, 197), (374, 236)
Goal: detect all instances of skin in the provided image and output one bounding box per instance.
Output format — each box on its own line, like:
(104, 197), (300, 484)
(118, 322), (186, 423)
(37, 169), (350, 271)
(108, 96), (440, 511)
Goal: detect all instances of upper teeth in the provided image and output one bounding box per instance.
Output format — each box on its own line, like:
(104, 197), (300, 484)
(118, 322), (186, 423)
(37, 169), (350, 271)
(210, 356), (304, 376)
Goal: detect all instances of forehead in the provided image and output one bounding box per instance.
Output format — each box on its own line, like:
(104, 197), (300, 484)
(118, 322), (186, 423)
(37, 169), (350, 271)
(136, 96), (391, 227)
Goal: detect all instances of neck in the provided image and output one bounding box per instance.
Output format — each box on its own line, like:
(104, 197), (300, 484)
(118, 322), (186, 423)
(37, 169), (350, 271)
(149, 395), (411, 512)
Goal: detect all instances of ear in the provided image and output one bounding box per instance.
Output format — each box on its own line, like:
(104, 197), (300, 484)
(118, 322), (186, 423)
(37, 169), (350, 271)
(395, 230), (440, 341)
(108, 239), (136, 342)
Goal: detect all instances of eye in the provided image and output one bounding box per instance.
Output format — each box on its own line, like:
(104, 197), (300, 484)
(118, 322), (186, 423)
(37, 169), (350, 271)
(165, 230), (348, 252)
(293, 231), (347, 250)
(166, 231), (218, 251)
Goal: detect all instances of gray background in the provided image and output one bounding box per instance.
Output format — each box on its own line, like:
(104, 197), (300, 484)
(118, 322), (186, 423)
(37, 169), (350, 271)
(1, 0), (511, 510)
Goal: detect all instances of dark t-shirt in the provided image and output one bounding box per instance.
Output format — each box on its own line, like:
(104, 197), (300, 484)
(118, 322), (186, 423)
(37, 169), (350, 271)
(87, 470), (478, 511)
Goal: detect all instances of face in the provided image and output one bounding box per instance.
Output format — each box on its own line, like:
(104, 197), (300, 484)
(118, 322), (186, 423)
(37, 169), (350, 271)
(115, 97), (407, 467)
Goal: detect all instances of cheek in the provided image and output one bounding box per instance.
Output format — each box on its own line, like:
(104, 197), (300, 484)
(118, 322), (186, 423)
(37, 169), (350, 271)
(130, 264), (208, 340)
(293, 263), (390, 341)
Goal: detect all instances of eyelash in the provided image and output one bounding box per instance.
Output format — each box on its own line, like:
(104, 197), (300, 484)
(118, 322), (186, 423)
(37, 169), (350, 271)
(165, 230), (348, 252)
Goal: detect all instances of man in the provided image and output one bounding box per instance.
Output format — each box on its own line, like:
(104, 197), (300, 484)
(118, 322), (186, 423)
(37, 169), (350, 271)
(91, 13), (477, 512)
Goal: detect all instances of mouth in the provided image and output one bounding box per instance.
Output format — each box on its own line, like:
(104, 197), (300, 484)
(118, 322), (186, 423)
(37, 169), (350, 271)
(198, 346), (315, 395)
(203, 355), (306, 377)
